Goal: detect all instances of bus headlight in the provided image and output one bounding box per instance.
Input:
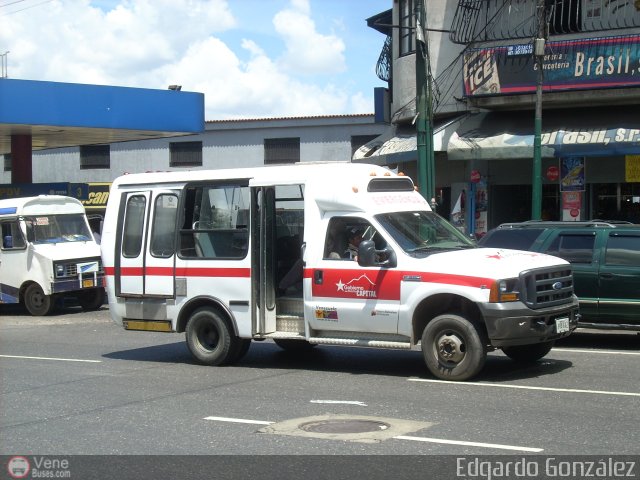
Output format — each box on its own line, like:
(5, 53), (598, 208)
(489, 278), (519, 303)
(55, 264), (65, 277)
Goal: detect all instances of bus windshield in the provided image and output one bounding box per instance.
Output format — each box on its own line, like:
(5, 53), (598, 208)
(375, 211), (475, 257)
(24, 214), (92, 244)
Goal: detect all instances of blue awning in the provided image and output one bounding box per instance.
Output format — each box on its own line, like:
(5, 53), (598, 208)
(448, 106), (640, 160)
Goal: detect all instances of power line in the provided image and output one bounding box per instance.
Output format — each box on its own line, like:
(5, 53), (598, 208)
(0, 0), (55, 16)
(0, 0), (30, 8)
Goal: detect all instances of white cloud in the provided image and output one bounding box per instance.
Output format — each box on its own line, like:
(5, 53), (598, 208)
(2, 0), (236, 86)
(161, 36), (351, 119)
(0, 0), (371, 119)
(273, 0), (346, 75)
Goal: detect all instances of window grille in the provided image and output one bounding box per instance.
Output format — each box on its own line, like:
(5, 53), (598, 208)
(80, 145), (110, 170)
(170, 141), (203, 167)
(264, 138), (300, 165)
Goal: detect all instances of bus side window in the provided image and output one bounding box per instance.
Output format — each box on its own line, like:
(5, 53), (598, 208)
(179, 184), (249, 259)
(1, 221), (26, 250)
(150, 194), (178, 258)
(122, 195), (146, 258)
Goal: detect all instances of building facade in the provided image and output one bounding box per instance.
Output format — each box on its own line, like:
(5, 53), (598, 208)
(359, 0), (640, 234)
(1, 114), (385, 215)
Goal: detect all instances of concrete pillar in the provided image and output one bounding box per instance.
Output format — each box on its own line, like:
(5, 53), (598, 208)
(11, 134), (32, 183)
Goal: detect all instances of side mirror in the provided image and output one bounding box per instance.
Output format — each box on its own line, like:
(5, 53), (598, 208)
(357, 240), (397, 268)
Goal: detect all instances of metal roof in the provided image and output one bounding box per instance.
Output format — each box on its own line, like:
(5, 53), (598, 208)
(0, 78), (205, 155)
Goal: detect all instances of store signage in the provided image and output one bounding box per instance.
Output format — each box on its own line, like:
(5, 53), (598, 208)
(463, 34), (640, 97)
(562, 191), (582, 221)
(82, 183), (111, 210)
(626, 155), (640, 182)
(0, 182), (69, 200)
(560, 157), (585, 192)
(546, 166), (560, 182)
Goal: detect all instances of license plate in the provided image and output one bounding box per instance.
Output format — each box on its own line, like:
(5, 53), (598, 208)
(555, 317), (570, 333)
(82, 279), (94, 288)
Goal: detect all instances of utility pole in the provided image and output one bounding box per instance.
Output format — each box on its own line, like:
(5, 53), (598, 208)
(532, 0), (546, 220)
(415, 0), (435, 205)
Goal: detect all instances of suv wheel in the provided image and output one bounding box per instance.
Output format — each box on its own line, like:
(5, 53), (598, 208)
(502, 341), (554, 363)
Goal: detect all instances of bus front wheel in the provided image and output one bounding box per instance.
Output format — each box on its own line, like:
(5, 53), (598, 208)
(24, 283), (55, 316)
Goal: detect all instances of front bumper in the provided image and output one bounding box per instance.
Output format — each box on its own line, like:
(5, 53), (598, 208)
(51, 273), (106, 294)
(479, 295), (580, 347)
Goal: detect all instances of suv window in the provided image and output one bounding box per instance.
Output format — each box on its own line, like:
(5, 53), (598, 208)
(545, 234), (595, 264)
(480, 228), (544, 250)
(605, 235), (640, 266)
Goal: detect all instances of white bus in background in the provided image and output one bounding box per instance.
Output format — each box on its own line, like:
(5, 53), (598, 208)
(101, 163), (579, 381)
(0, 195), (105, 315)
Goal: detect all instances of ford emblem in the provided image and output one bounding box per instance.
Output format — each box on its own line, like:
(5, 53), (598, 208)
(552, 281), (563, 290)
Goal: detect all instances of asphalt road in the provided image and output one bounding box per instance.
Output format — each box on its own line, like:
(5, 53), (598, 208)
(1, 304), (639, 462)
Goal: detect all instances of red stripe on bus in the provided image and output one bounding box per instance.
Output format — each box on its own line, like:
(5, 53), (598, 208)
(173, 267), (251, 277)
(104, 266), (250, 278)
(310, 268), (493, 301)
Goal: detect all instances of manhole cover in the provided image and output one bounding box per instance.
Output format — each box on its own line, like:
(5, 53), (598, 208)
(299, 419), (390, 434)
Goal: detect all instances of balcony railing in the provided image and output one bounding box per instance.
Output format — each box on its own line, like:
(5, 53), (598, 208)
(376, 36), (392, 82)
(450, 0), (640, 44)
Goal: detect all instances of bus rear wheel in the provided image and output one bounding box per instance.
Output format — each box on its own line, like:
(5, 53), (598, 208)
(186, 308), (240, 366)
(77, 288), (105, 311)
(24, 283), (55, 316)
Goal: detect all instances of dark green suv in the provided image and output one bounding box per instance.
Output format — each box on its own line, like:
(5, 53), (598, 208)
(478, 221), (640, 331)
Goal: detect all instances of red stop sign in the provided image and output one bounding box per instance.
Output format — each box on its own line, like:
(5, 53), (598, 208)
(546, 166), (559, 181)
(470, 170), (481, 183)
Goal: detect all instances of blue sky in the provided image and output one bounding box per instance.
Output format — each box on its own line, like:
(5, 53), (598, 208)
(0, 0), (391, 119)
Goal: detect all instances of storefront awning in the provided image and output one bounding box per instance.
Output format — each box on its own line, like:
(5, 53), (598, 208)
(353, 116), (464, 165)
(447, 106), (640, 160)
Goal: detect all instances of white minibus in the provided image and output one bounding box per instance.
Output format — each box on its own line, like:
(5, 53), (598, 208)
(0, 195), (105, 315)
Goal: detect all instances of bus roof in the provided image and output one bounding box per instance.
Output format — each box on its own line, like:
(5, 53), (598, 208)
(111, 162), (406, 189)
(0, 195), (86, 216)
(109, 162), (427, 215)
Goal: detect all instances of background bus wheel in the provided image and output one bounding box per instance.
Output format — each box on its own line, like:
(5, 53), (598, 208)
(274, 339), (316, 351)
(186, 308), (237, 365)
(421, 314), (486, 381)
(502, 341), (554, 363)
(77, 288), (105, 311)
(24, 283), (55, 316)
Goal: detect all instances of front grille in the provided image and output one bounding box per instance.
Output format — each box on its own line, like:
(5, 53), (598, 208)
(55, 257), (104, 278)
(520, 266), (574, 309)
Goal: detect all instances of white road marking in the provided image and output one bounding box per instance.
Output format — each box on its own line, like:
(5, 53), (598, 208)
(203, 415), (542, 452)
(310, 400), (368, 406)
(0, 354), (101, 363)
(409, 378), (640, 397)
(394, 435), (543, 452)
(203, 416), (273, 425)
(553, 348), (640, 356)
